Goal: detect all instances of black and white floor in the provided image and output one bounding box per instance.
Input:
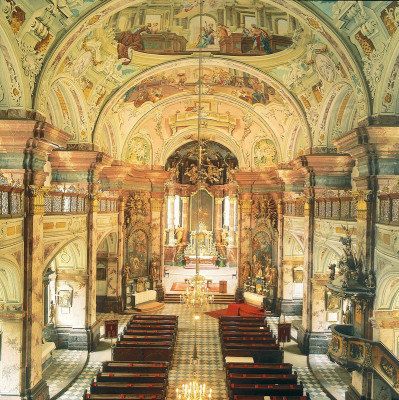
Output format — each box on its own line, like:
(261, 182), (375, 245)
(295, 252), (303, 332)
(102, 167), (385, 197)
(44, 304), (350, 400)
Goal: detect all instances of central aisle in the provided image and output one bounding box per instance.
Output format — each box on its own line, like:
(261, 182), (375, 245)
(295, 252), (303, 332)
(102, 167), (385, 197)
(166, 303), (228, 400)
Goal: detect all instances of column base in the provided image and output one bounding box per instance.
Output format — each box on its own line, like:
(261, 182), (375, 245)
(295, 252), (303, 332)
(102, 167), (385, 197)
(345, 384), (363, 400)
(27, 379), (49, 400)
(276, 298), (303, 316)
(297, 325), (331, 354)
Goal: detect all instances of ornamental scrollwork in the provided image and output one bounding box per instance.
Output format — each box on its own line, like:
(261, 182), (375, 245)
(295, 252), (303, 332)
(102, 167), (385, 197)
(362, 343), (373, 371)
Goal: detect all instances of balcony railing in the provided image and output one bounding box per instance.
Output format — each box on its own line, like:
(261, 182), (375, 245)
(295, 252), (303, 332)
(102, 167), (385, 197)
(378, 194), (399, 225)
(328, 324), (399, 393)
(315, 198), (356, 220)
(98, 197), (118, 213)
(283, 200), (304, 217)
(44, 192), (87, 214)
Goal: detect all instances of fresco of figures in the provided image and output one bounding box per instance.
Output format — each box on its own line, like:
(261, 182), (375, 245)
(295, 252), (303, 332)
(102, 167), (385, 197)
(110, 0), (294, 59)
(122, 67), (283, 109)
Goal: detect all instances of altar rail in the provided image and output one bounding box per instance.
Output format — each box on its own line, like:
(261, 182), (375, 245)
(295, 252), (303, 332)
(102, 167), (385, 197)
(328, 324), (399, 394)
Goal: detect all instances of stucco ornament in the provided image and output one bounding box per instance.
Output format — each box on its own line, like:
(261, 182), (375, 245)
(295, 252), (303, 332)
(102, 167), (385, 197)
(19, 41), (44, 92)
(363, 41), (389, 99)
(0, 81), (4, 103)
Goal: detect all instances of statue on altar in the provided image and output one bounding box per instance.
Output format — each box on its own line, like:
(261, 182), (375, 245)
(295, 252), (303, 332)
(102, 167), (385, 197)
(184, 221), (218, 264)
(175, 225), (184, 244)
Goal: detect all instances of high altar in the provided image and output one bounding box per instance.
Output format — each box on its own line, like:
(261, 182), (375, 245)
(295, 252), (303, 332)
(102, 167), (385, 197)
(184, 222), (218, 265)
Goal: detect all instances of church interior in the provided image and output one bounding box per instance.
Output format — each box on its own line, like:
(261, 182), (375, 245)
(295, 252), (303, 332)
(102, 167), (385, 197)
(0, 0), (399, 399)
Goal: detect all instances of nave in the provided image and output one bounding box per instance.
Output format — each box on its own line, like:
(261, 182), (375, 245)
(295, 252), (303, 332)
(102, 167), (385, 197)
(43, 305), (350, 400)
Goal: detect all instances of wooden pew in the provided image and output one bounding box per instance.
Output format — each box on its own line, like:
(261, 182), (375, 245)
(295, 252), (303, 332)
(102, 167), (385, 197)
(116, 341), (173, 347)
(124, 329), (175, 336)
(120, 334), (175, 343)
(225, 362), (292, 375)
(232, 395), (310, 400)
(83, 390), (163, 399)
(228, 382), (304, 398)
(220, 316), (266, 322)
(220, 326), (270, 333)
(96, 372), (166, 384)
(223, 336), (276, 344)
(220, 322), (268, 329)
(126, 323), (177, 331)
(227, 372), (298, 385)
(129, 319), (177, 326)
(224, 348), (283, 363)
(112, 345), (174, 363)
(89, 381), (164, 395)
(131, 314), (178, 321)
(102, 361), (169, 374)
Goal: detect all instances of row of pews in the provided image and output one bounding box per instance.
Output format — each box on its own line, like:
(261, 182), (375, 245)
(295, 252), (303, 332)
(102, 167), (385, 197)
(220, 315), (310, 400)
(83, 314), (178, 400)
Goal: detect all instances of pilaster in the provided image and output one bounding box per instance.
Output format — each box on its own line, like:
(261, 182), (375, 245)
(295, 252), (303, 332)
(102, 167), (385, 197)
(238, 193), (252, 286)
(150, 194), (164, 278)
(24, 184), (49, 400)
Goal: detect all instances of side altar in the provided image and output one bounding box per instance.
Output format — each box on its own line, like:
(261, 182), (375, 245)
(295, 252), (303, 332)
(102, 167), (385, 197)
(184, 222), (218, 265)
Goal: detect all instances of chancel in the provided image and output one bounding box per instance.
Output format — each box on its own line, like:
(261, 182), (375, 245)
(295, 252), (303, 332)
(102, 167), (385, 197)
(0, 1), (399, 400)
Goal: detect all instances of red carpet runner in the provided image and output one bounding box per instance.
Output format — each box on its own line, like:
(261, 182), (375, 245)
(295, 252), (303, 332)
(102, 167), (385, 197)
(205, 303), (265, 318)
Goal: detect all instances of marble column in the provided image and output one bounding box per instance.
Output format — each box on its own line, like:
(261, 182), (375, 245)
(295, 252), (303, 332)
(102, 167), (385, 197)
(150, 194), (164, 279)
(214, 197), (223, 245)
(24, 184), (49, 399)
(86, 194), (98, 329)
(116, 197), (124, 311)
(297, 195), (322, 354)
(167, 195), (175, 245)
(353, 192), (374, 339)
(276, 200), (284, 315)
(238, 194), (252, 286)
(182, 196), (190, 243)
(104, 256), (119, 312)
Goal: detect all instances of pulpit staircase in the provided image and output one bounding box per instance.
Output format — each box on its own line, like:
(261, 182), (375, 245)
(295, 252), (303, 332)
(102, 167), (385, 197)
(164, 293), (235, 304)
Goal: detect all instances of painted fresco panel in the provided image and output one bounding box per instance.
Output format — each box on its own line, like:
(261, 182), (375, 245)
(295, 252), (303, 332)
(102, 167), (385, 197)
(126, 229), (149, 277)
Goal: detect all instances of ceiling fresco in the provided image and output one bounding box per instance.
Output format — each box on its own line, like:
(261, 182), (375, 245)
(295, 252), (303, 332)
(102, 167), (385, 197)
(0, 0), (398, 171)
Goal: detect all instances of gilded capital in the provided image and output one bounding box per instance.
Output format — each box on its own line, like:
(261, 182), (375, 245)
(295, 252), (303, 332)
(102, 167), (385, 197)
(28, 185), (51, 215)
(150, 197), (164, 212)
(215, 197), (224, 205)
(351, 190), (372, 221)
(88, 192), (101, 213)
(240, 199), (252, 213)
(119, 197), (125, 212)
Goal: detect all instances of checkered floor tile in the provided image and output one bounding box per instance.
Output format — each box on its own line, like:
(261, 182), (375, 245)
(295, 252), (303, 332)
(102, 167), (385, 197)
(44, 305), (349, 400)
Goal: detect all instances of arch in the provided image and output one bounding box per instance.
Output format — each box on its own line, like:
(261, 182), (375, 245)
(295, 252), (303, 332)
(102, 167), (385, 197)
(283, 231), (304, 257)
(376, 270), (399, 311)
(0, 259), (22, 304)
(97, 231), (118, 254)
(313, 243), (341, 274)
(317, 81), (356, 146)
(47, 78), (90, 142)
(44, 237), (87, 273)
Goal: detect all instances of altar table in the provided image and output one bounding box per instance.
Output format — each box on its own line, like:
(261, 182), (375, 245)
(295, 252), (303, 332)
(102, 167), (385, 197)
(132, 290), (157, 307)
